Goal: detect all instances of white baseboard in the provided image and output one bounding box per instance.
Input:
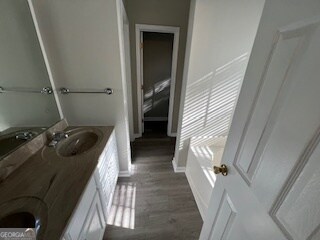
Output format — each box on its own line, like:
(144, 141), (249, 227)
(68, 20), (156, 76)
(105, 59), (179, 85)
(172, 159), (186, 173)
(118, 170), (131, 177)
(144, 117), (168, 121)
(185, 170), (207, 220)
(168, 132), (177, 137)
(133, 132), (176, 138)
(133, 133), (141, 139)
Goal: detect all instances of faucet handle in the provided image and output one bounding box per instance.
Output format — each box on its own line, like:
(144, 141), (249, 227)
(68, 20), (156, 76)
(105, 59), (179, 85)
(48, 131), (68, 147)
(52, 131), (68, 140)
(15, 131), (34, 140)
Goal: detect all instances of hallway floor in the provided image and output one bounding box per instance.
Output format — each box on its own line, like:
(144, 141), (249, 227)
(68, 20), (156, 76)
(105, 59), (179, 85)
(143, 121), (168, 137)
(103, 137), (203, 240)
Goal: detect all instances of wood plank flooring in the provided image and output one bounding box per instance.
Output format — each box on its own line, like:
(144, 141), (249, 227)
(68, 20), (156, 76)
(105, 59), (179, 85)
(103, 137), (203, 240)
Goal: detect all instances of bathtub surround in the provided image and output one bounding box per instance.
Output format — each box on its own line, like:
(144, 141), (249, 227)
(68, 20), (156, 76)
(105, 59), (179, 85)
(185, 136), (226, 219)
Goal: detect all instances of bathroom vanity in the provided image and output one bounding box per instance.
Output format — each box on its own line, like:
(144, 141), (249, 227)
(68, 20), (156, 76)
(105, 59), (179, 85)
(62, 127), (119, 240)
(0, 122), (119, 240)
(0, 2), (121, 239)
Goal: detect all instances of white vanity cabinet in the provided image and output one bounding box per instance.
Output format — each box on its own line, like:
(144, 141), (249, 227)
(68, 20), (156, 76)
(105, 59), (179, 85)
(80, 191), (105, 240)
(62, 131), (119, 240)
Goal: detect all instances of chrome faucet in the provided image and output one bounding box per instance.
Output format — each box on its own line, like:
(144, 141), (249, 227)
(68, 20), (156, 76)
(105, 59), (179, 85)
(16, 131), (34, 140)
(48, 131), (69, 147)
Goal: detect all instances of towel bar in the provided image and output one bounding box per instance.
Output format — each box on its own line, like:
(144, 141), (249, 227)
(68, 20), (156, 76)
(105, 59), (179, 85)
(59, 87), (113, 95)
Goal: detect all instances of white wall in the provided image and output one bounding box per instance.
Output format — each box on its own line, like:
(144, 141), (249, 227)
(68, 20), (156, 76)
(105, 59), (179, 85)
(31, 0), (131, 174)
(174, 0), (265, 168)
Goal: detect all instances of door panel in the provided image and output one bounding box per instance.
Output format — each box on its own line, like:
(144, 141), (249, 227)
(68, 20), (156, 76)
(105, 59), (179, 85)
(239, 19), (320, 209)
(235, 24), (314, 185)
(235, 36), (300, 179)
(201, 0), (320, 239)
(209, 191), (236, 240)
(273, 144), (320, 239)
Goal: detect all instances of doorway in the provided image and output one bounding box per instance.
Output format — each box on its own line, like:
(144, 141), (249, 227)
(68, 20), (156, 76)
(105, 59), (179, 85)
(135, 24), (180, 137)
(142, 32), (174, 136)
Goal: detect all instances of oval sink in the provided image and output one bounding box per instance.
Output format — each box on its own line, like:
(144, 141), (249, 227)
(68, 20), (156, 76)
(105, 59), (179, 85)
(0, 212), (36, 228)
(0, 197), (47, 238)
(56, 131), (99, 157)
(0, 136), (27, 159)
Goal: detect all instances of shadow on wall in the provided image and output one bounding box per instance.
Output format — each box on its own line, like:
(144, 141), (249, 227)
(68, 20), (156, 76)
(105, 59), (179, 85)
(179, 53), (249, 153)
(143, 78), (171, 114)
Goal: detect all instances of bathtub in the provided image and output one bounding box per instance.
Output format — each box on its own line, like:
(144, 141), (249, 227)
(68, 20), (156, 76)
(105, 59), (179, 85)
(185, 136), (226, 220)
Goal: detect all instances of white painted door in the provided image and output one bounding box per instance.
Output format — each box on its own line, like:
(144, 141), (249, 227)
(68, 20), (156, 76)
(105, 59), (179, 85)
(200, 1), (320, 239)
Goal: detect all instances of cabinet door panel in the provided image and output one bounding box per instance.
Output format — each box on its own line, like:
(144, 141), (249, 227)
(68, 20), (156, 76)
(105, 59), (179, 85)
(63, 176), (96, 240)
(81, 191), (106, 240)
(95, 131), (119, 218)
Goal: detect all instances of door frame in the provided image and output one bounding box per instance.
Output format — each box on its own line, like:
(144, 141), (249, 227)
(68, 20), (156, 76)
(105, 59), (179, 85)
(135, 24), (180, 137)
(121, 1), (135, 142)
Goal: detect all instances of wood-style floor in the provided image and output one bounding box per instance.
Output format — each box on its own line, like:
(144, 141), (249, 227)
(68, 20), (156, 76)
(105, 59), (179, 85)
(103, 136), (203, 240)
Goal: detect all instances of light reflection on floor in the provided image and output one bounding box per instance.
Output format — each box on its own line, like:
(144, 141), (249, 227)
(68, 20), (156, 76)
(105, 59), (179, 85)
(107, 182), (136, 229)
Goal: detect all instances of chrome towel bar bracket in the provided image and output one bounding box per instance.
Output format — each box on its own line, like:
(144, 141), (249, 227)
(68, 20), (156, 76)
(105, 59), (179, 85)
(59, 87), (113, 95)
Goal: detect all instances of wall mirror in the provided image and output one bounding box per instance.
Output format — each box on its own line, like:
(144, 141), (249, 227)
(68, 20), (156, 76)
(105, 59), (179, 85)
(0, 1), (61, 159)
